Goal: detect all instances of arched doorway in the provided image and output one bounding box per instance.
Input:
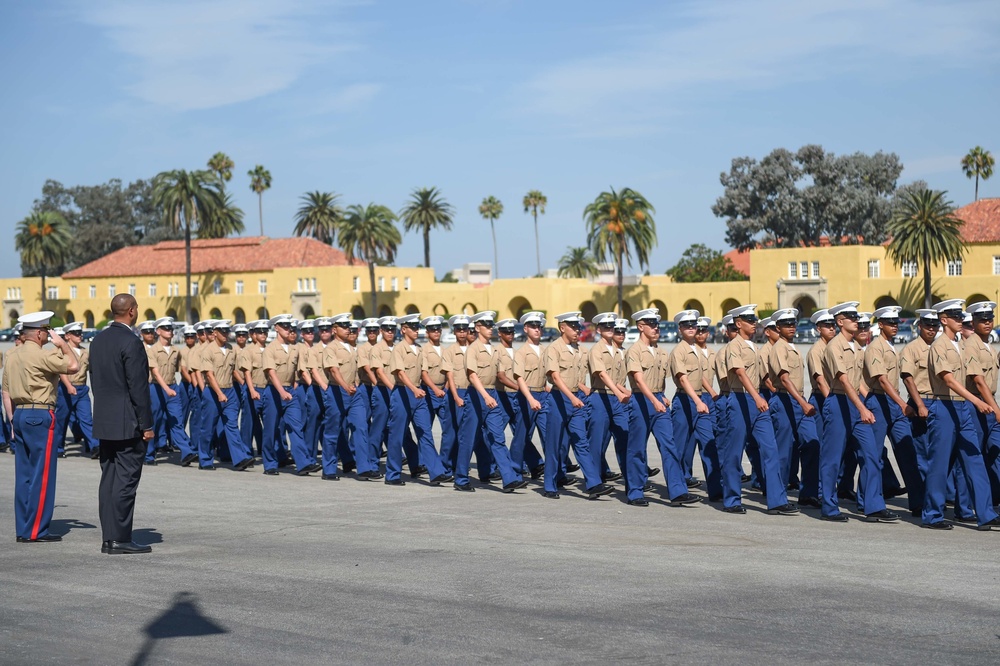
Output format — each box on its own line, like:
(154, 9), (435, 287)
(578, 300), (598, 323)
(508, 296), (532, 319)
(351, 305), (366, 320)
(620, 301), (634, 320)
(209, 307), (223, 319)
(64, 311), (75, 324)
(432, 303), (449, 316)
(233, 307), (246, 324)
(143, 309), (156, 321)
(300, 304), (315, 319)
(683, 299), (705, 315)
(967, 293), (990, 307)
(256, 307), (268, 320)
(720, 298), (740, 318)
(84, 310), (95, 328)
(404, 304), (419, 315)
(378, 304), (392, 318)
(792, 295), (818, 318)
(102, 310), (112, 322)
(648, 299), (667, 318)
(166, 308), (178, 320)
(461, 302), (477, 315)
(190, 308), (200, 323)
(874, 295), (899, 310)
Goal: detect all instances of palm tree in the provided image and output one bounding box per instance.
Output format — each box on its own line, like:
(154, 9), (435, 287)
(584, 187), (657, 314)
(152, 169), (224, 322)
(886, 189), (965, 309)
(557, 246), (599, 279)
(15, 211), (71, 310)
(961, 146), (995, 201)
(400, 187), (454, 269)
(208, 152), (234, 189)
(523, 190), (547, 276)
(248, 165), (272, 236)
(294, 191), (344, 245)
(478, 196), (504, 278)
(199, 192), (245, 239)
(338, 203), (401, 316)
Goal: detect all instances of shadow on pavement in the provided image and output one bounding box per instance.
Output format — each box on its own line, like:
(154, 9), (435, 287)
(49, 518), (96, 536)
(131, 591), (227, 666)
(132, 528), (164, 545)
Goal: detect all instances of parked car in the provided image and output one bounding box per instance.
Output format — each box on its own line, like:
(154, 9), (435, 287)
(658, 321), (679, 343)
(0, 328), (13, 341)
(577, 323), (596, 343)
(540, 327), (559, 342)
(441, 330), (456, 344)
(624, 327), (640, 344)
(990, 326), (999, 344)
(893, 318), (917, 344)
(793, 319), (818, 344)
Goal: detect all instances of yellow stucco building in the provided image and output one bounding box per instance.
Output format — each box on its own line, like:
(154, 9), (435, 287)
(2, 198), (998, 328)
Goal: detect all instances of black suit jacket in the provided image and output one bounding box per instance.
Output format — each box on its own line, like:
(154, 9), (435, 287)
(90, 321), (154, 441)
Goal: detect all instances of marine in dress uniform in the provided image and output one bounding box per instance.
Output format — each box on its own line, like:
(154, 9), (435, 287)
(586, 312), (630, 483)
(57, 322), (99, 458)
(511, 312), (548, 478)
(261, 314), (315, 475)
(201, 320), (254, 471)
(137, 320), (162, 464)
(369, 316), (419, 470)
(187, 320), (214, 468)
(7, 311), (79, 542)
(494, 318), (529, 470)
(964, 301), (1000, 503)
(320, 314), (370, 479)
(922, 300), (999, 530)
(238, 321), (268, 462)
(295, 319), (321, 462)
(709, 315), (737, 496)
(354, 318), (383, 478)
(419, 315), (459, 477)
(819, 302), (896, 523)
(177, 325), (199, 442)
(231, 323), (254, 457)
(148, 317), (196, 466)
(622, 308), (696, 507)
(766, 308), (821, 507)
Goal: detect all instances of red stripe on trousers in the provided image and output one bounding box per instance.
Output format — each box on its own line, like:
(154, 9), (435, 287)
(30, 409), (56, 540)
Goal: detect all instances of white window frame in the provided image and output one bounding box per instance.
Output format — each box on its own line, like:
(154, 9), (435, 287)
(258, 280), (267, 295)
(391, 277), (398, 292)
(70, 286), (77, 299)
(213, 278), (222, 295)
(867, 260), (880, 279)
(404, 277), (411, 291)
(788, 262), (797, 279)
(810, 262), (820, 278)
(235, 280), (244, 295)
(148, 283), (156, 297)
(190, 282), (199, 296)
(128, 284), (136, 297)
(993, 256), (1000, 276)
(89, 285), (96, 298)
(901, 261), (918, 279)
(47, 286), (58, 300)
(352, 276), (361, 292)
(947, 258), (962, 276)
(799, 262), (808, 280)
(378, 277), (385, 292)
(109, 285), (116, 298)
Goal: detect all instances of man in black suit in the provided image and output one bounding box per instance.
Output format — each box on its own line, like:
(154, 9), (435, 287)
(90, 294), (155, 554)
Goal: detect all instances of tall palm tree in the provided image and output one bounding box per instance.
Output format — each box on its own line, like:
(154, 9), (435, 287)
(478, 195), (503, 278)
(557, 246), (599, 279)
(961, 146), (995, 201)
(886, 189), (965, 309)
(338, 203), (401, 316)
(15, 211), (71, 311)
(199, 192), (245, 239)
(399, 187), (454, 269)
(152, 169), (223, 322)
(248, 165), (272, 236)
(584, 187), (657, 315)
(208, 152), (234, 189)
(294, 191), (344, 245)
(523, 190), (547, 276)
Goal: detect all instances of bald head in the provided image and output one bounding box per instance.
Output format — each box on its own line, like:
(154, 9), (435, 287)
(111, 294), (138, 325)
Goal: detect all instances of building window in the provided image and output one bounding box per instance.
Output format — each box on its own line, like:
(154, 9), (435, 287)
(901, 261), (918, 278)
(993, 256), (1000, 275)
(788, 262), (797, 279)
(378, 277), (385, 292)
(391, 277), (398, 292)
(258, 280), (267, 295)
(296, 278), (303, 292)
(311, 278), (317, 292)
(70, 286), (77, 299)
(867, 260), (880, 279)
(47, 286), (58, 300)
(127, 284), (136, 296)
(190, 282), (199, 296)
(148, 283), (157, 297)
(404, 277), (411, 291)
(352, 276), (360, 292)
(811, 261), (820, 278)
(89, 285), (96, 298)
(235, 280), (244, 295)
(109, 285), (116, 298)
(947, 258), (962, 276)
(213, 278), (222, 295)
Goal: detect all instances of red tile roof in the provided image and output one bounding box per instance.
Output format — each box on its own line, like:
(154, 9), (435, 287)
(62, 236), (362, 279)
(954, 198), (1000, 243)
(723, 248), (750, 276)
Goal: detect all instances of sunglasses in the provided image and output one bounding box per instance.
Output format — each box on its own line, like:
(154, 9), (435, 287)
(426, 325), (441, 332)
(453, 325), (470, 332)
(498, 327), (515, 334)
(639, 318), (659, 326)
(696, 326), (709, 332)
(404, 323), (420, 330)
(614, 328), (627, 333)
(380, 325), (396, 331)
(920, 320), (941, 327)
(679, 322), (697, 329)
(478, 321), (495, 328)
(878, 319), (900, 326)
(524, 322), (541, 329)
(738, 315), (758, 324)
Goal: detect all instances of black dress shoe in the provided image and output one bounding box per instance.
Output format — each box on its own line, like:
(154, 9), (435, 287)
(646, 467), (660, 477)
(642, 483), (654, 492)
(864, 509), (900, 523)
(90, 448), (101, 460)
(708, 494), (723, 502)
(233, 458), (254, 471)
(410, 468), (427, 479)
(786, 479), (801, 490)
(358, 470), (384, 481)
(587, 483), (614, 500)
(565, 463), (581, 474)
(295, 467), (312, 476)
(556, 476), (577, 487)
(603, 471), (623, 482)
(884, 486), (907, 499)
(542, 491), (560, 499)
(976, 517), (1000, 531)
(921, 521), (953, 530)
(101, 541), (110, 553)
(740, 473), (751, 483)
(767, 503), (800, 516)
(952, 515), (977, 524)
(342, 463), (356, 474)
(798, 496), (822, 509)
(144, 459), (157, 466)
(453, 483), (475, 492)
(180, 453), (198, 467)
(106, 540), (152, 554)
(502, 479), (529, 493)
(415, 464), (428, 474)
(821, 513), (849, 522)
(489, 471), (503, 480)
(722, 505), (746, 514)
(627, 498), (649, 507)
(277, 458), (292, 468)
(686, 477), (702, 489)
(669, 493), (702, 507)
(263, 469), (279, 476)
(16, 534), (62, 543)
(199, 465), (216, 471)
(837, 489), (857, 502)
(429, 474), (454, 486)
(384, 478), (406, 486)
(911, 508), (922, 517)
(530, 464), (545, 479)
(322, 473), (341, 480)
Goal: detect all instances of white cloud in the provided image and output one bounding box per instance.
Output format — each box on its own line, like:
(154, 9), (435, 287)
(523, 0), (1000, 135)
(77, 0), (364, 111)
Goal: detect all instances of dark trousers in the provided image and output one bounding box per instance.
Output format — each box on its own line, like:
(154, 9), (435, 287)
(99, 438), (144, 543)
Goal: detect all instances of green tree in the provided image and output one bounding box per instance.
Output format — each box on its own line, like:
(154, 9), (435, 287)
(665, 243), (748, 283)
(400, 187), (454, 269)
(478, 195), (504, 278)
(523, 190), (547, 276)
(338, 203), (401, 316)
(200, 192), (245, 239)
(208, 152), (234, 189)
(294, 191), (344, 245)
(248, 165), (272, 236)
(556, 246), (599, 279)
(584, 187), (657, 314)
(886, 189), (965, 309)
(15, 211), (71, 310)
(961, 146), (995, 201)
(152, 169), (224, 321)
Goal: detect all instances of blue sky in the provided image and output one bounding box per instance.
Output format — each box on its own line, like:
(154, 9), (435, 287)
(2, 0), (998, 280)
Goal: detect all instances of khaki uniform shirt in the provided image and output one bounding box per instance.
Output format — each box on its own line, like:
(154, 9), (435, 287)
(67, 346), (90, 386)
(513, 344), (547, 391)
(899, 338), (933, 396)
(713, 346), (729, 393)
(823, 335), (862, 394)
(496, 345), (517, 392)
(928, 334), (968, 400)
(757, 342), (774, 391)
(371, 340), (395, 388)
(669, 340), (704, 394)
(296, 343), (315, 380)
(964, 334), (998, 397)
(239, 344), (267, 387)
(420, 344), (447, 388)
(545, 338), (588, 390)
(145, 344), (156, 384)
(205, 343), (238, 389)
(700, 347), (716, 391)
(441, 344), (470, 390)
(1, 346), (23, 395)
(262, 340), (299, 386)
(324, 341), (358, 386)
(626, 339), (668, 393)
(356, 341), (376, 386)
(768, 338), (804, 395)
(389, 341), (422, 387)
(725, 338), (760, 393)
(151, 341), (180, 385)
(863, 336), (900, 394)
(466, 338), (499, 387)
(806, 338), (827, 392)
(590, 340), (624, 391)
(5, 341), (71, 406)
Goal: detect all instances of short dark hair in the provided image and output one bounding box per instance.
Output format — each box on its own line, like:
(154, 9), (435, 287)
(111, 294), (136, 316)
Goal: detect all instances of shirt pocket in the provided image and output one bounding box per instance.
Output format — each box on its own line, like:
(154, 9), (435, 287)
(524, 353), (539, 372)
(558, 350), (574, 371)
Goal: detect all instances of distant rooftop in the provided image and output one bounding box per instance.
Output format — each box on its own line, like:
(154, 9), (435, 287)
(954, 198), (1000, 243)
